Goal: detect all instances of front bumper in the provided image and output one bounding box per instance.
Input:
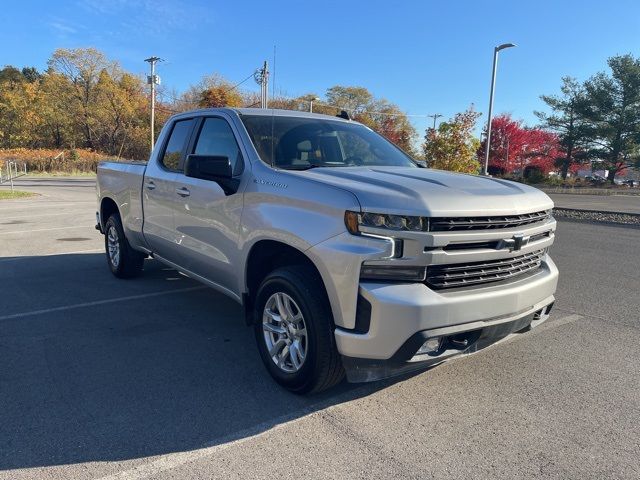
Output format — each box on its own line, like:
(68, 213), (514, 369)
(334, 256), (558, 381)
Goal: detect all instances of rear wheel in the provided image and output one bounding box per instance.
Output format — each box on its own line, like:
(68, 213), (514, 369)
(254, 265), (344, 394)
(104, 214), (144, 278)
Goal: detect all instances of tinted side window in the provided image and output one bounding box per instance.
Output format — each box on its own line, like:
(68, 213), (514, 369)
(194, 118), (243, 175)
(161, 119), (194, 171)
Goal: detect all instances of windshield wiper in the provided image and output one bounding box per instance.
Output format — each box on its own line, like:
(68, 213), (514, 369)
(279, 163), (350, 171)
(279, 163), (324, 171)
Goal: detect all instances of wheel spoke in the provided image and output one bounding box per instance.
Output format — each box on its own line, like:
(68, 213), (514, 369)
(275, 293), (288, 320)
(295, 326), (307, 340)
(282, 296), (297, 320)
(278, 345), (290, 368)
(269, 338), (286, 357)
(263, 323), (286, 335)
(290, 341), (301, 370)
(263, 308), (282, 324)
(290, 313), (305, 331)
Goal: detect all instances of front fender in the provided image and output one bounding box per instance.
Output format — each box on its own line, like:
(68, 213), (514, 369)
(237, 167), (363, 323)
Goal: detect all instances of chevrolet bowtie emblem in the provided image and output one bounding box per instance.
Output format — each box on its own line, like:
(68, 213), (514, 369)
(499, 233), (531, 252)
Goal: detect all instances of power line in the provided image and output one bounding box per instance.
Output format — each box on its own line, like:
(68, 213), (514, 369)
(155, 104), (180, 114)
(222, 71), (257, 95)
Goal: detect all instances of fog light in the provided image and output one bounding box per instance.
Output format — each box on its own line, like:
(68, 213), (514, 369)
(360, 264), (426, 282)
(416, 337), (442, 355)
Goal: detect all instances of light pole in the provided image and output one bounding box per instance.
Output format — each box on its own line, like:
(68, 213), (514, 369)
(482, 43), (516, 176)
(144, 56), (162, 152)
(428, 113), (443, 131)
(309, 96), (319, 113)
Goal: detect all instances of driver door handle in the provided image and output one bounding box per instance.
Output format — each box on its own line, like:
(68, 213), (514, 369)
(175, 187), (190, 197)
(145, 181), (156, 190)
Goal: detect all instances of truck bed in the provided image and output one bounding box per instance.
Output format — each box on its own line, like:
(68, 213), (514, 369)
(97, 160), (147, 249)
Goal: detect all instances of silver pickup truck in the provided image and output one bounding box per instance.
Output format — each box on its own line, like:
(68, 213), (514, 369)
(96, 108), (558, 393)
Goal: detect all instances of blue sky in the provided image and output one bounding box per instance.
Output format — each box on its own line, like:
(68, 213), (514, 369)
(3, 0), (640, 136)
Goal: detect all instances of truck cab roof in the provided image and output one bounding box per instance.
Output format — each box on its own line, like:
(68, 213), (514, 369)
(170, 107), (354, 123)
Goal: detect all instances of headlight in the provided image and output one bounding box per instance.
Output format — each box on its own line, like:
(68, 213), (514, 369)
(344, 211), (428, 234)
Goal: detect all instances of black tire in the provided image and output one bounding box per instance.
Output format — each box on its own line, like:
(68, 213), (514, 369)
(253, 265), (344, 394)
(104, 213), (145, 279)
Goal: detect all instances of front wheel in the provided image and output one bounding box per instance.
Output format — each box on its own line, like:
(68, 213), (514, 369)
(104, 214), (145, 278)
(254, 265), (344, 394)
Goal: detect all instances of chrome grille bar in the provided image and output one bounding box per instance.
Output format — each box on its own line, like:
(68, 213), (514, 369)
(426, 249), (545, 289)
(430, 210), (550, 232)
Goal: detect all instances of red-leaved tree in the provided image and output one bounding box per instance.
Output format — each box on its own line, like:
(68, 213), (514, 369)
(478, 114), (562, 176)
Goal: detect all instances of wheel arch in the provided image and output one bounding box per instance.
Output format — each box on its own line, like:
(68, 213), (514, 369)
(100, 197), (119, 230)
(244, 240), (329, 325)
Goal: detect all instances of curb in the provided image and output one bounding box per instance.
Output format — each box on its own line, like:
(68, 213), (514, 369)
(553, 207), (640, 217)
(553, 207), (640, 228)
(539, 188), (640, 197)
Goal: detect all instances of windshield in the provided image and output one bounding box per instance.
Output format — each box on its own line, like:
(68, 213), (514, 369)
(240, 114), (417, 169)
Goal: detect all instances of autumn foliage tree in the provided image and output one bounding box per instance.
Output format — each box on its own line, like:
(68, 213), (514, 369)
(0, 48), (153, 159)
(322, 86), (417, 154)
(478, 114), (561, 177)
(422, 107), (481, 173)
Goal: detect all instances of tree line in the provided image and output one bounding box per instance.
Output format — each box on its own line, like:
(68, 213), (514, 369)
(0, 48), (417, 161)
(423, 54), (640, 184)
(1, 48), (639, 183)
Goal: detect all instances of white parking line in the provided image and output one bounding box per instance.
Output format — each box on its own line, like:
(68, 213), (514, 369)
(96, 393), (357, 480)
(96, 313), (582, 480)
(0, 225), (95, 235)
(0, 201), (94, 210)
(1, 211), (88, 221)
(530, 313), (584, 334)
(0, 286), (206, 322)
(0, 248), (103, 263)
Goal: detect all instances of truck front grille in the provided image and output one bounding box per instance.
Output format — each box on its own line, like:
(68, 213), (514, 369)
(426, 249), (545, 290)
(429, 210), (550, 231)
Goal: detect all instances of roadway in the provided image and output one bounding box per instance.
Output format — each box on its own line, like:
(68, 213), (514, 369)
(1, 177), (638, 479)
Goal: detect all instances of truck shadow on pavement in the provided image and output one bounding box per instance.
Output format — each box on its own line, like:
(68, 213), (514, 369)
(0, 253), (410, 471)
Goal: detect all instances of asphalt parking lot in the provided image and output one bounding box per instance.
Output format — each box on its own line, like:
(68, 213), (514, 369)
(1, 177), (639, 479)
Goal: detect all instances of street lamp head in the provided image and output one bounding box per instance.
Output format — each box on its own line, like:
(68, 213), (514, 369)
(496, 43), (516, 52)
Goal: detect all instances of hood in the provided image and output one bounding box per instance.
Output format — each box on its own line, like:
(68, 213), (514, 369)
(300, 167), (554, 216)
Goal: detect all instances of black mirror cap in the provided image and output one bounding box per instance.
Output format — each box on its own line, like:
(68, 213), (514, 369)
(185, 155), (232, 181)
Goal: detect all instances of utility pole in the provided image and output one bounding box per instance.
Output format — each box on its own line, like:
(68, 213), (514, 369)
(144, 56), (162, 151)
(428, 113), (443, 131)
(254, 61), (269, 108)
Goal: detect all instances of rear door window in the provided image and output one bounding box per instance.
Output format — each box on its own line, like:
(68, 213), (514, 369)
(161, 119), (194, 171)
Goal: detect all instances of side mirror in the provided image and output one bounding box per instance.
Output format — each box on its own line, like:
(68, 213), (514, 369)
(184, 154), (240, 195)
(185, 155), (232, 181)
